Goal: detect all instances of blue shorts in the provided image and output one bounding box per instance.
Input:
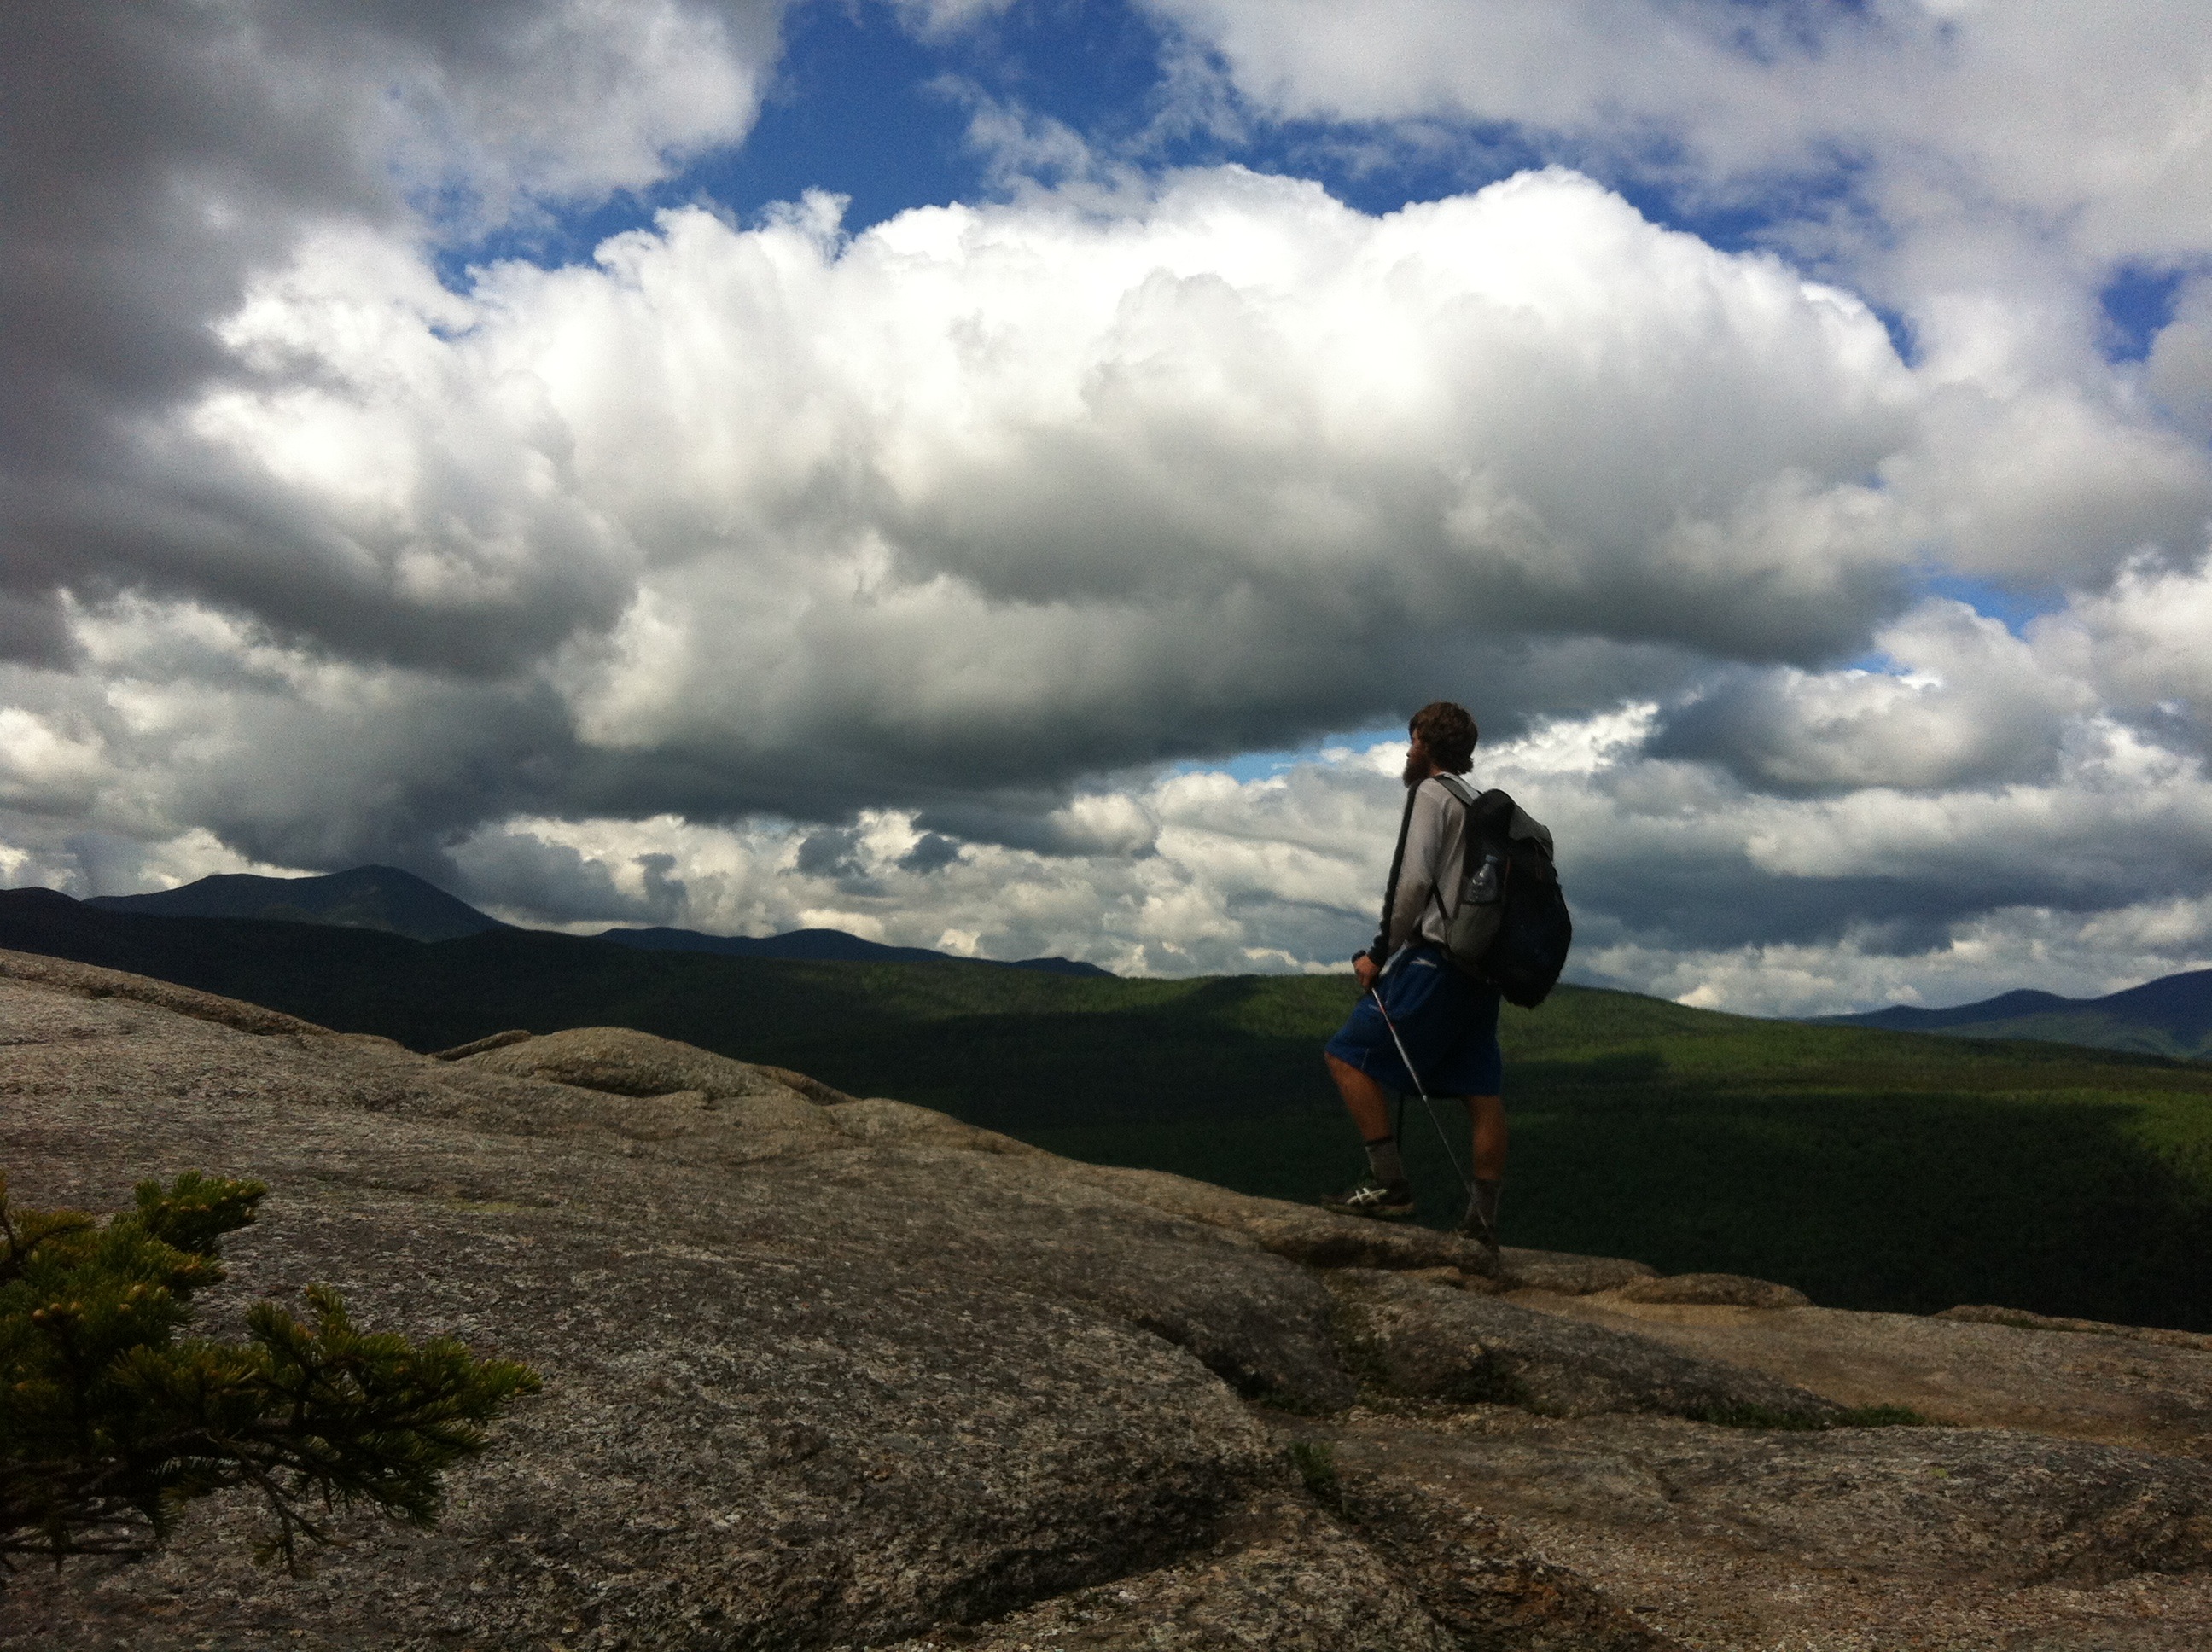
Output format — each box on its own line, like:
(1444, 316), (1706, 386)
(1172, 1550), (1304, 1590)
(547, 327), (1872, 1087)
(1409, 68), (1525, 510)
(1326, 946), (1503, 1097)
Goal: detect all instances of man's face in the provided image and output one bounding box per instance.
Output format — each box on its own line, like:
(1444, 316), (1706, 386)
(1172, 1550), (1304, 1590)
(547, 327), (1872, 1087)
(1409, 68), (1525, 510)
(1402, 733), (1430, 787)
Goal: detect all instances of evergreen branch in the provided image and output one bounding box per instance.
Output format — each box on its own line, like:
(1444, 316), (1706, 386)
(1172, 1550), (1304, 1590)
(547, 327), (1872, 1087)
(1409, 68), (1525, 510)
(0, 1172), (539, 1580)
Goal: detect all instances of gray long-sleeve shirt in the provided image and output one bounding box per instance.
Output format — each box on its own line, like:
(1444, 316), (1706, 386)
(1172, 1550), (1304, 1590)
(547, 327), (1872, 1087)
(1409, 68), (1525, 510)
(1379, 775), (1470, 960)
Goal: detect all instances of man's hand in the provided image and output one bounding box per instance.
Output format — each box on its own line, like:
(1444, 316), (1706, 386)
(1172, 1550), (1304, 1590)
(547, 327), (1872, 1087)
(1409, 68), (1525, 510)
(1353, 951), (1380, 991)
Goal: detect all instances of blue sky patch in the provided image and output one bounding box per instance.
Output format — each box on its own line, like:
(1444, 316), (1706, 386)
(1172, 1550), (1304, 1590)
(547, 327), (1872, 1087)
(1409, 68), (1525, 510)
(436, 0), (1844, 295)
(1167, 725), (1404, 783)
(1920, 573), (2069, 637)
(2099, 264), (2184, 362)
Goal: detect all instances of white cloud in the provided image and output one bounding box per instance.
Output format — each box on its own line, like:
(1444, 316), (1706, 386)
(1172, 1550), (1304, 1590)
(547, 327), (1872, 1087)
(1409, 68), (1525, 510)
(360, 0), (783, 218)
(1141, 1), (2212, 265)
(2146, 276), (2212, 439)
(1601, 892), (2212, 1021)
(886, 0), (1020, 40)
(388, 676), (2212, 1009)
(156, 166), (1940, 795)
(1139, 3), (2212, 541)
(0, 707), (108, 813)
(2040, 549), (2212, 719)
(0, 0), (790, 682)
(1648, 600), (2097, 795)
(438, 756), (1406, 977)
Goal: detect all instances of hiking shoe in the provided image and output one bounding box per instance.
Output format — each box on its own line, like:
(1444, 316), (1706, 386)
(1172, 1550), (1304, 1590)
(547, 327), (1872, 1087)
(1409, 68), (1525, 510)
(1454, 1207), (1501, 1274)
(1324, 1178), (1416, 1221)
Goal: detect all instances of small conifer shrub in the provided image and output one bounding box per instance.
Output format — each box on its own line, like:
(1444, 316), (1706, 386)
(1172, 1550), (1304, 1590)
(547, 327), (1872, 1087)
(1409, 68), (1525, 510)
(0, 1171), (538, 1574)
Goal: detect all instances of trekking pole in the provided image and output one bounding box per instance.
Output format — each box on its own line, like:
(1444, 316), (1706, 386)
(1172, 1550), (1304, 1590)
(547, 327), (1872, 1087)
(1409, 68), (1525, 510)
(1367, 986), (1473, 1201)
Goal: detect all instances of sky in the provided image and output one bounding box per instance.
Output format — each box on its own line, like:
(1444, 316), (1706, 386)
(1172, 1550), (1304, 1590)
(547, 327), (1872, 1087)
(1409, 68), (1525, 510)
(3, 1), (2211, 1012)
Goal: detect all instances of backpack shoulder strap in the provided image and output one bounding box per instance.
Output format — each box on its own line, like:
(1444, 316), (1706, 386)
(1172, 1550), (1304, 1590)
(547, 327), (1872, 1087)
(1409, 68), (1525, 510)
(1444, 778), (1551, 853)
(1371, 783), (1421, 960)
(1433, 772), (1480, 809)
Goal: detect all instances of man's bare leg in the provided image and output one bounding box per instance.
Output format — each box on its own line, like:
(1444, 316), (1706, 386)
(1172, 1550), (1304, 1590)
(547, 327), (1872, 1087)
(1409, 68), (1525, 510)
(1326, 1050), (1394, 1141)
(1463, 1092), (1506, 1245)
(1324, 1051), (1414, 1212)
(1468, 1094), (1505, 1180)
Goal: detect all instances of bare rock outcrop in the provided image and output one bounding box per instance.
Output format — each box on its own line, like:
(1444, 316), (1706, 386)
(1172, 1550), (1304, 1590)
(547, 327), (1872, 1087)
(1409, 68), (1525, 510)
(1328, 1479), (1680, 1651)
(1499, 1248), (1657, 1294)
(0, 963), (1359, 1647)
(878, 1492), (1468, 1652)
(1326, 1269), (1842, 1422)
(1939, 1302), (2212, 1353)
(456, 1023), (840, 1105)
(1512, 1287), (2212, 1458)
(1611, 1271), (1810, 1309)
(1328, 1405), (2212, 1648)
(1062, 1160), (1507, 1275)
(0, 945), (324, 1035)
(4, 948), (2209, 1650)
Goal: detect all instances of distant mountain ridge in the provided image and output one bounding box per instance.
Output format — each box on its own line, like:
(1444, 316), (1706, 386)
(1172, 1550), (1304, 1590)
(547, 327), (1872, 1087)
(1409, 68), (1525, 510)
(73, 865), (1112, 976)
(85, 865), (507, 943)
(594, 924), (1111, 977)
(1820, 969), (2212, 1059)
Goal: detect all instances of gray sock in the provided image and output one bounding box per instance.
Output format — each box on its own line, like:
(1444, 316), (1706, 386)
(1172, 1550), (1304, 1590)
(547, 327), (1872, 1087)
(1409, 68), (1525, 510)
(1464, 1177), (1502, 1238)
(1364, 1136), (1406, 1185)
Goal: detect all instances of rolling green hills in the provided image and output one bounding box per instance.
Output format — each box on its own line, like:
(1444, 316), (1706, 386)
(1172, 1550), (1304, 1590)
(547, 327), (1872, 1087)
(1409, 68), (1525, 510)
(6, 886), (2211, 1330)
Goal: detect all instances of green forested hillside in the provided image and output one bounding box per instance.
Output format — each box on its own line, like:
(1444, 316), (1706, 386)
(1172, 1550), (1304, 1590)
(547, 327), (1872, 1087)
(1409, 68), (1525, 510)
(1902, 1008), (2212, 1060)
(984, 974), (2212, 1330)
(7, 888), (2211, 1329)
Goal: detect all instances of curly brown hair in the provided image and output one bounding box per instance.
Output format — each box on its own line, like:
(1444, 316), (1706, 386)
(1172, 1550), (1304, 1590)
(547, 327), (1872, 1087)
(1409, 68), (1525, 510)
(1409, 701), (1478, 773)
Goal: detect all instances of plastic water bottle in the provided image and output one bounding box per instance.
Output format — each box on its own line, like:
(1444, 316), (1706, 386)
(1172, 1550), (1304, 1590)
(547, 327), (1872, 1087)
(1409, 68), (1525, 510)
(1466, 851), (1502, 905)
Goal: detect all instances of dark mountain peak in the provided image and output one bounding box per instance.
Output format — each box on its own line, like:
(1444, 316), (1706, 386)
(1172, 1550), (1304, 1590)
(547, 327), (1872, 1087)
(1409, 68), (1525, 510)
(593, 924), (1115, 976)
(1948, 987), (2077, 1018)
(1821, 988), (2074, 1033)
(2088, 968), (2212, 1038)
(1010, 956), (1115, 979)
(1819, 966), (2212, 1058)
(83, 865), (504, 944)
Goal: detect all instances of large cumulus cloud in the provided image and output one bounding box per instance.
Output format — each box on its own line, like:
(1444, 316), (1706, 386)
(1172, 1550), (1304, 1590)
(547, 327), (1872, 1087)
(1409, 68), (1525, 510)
(6, 161), (2000, 864)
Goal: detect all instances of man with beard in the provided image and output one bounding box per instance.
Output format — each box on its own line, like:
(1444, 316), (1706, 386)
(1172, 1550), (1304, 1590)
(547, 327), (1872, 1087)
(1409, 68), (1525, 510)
(1321, 700), (1505, 1261)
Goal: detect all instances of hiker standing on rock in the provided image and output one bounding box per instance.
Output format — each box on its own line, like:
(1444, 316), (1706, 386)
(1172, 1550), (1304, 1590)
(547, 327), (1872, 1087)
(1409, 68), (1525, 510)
(1323, 700), (1506, 1258)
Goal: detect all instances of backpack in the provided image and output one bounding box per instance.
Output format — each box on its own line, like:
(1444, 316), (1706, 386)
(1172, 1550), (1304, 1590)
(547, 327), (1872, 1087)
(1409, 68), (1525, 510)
(1429, 775), (1574, 1008)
